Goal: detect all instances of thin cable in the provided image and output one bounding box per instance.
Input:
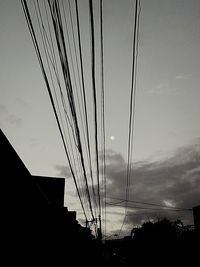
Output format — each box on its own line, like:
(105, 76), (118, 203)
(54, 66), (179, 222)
(89, 0), (102, 235)
(44, 0), (80, 154)
(100, 0), (106, 240)
(119, 0), (140, 236)
(62, 0), (91, 173)
(75, 0), (98, 219)
(107, 202), (192, 211)
(126, 210), (193, 216)
(21, 0), (88, 220)
(48, 0), (95, 220)
(37, 0), (84, 193)
(129, 0), (141, 197)
(108, 197), (192, 211)
(37, 1), (90, 215)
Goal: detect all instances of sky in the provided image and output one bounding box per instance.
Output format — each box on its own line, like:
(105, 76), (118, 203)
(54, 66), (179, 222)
(0, 0), (200, 236)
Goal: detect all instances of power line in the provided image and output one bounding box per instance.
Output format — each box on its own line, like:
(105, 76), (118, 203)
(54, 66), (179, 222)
(64, 0), (92, 175)
(75, 0), (98, 218)
(107, 197), (192, 211)
(21, 0), (88, 220)
(60, 0), (95, 217)
(23, 0), (97, 221)
(119, 0), (140, 236)
(126, 210), (193, 216)
(100, 0), (106, 240)
(48, 0), (95, 220)
(37, 0), (90, 215)
(34, 0), (77, 175)
(129, 0), (141, 192)
(106, 202), (192, 212)
(89, 0), (102, 234)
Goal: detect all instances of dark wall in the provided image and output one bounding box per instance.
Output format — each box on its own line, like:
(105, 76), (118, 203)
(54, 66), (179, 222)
(1, 129), (99, 266)
(193, 205), (200, 231)
(1, 129), (65, 209)
(33, 175), (65, 208)
(1, 129), (49, 209)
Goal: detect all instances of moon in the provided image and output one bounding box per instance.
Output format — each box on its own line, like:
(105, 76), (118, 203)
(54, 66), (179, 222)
(110, 135), (115, 141)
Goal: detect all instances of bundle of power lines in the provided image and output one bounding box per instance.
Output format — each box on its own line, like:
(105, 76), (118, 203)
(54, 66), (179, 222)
(21, 0), (192, 240)
(21, 0), (106, 239)
(118, 0), (141, 236)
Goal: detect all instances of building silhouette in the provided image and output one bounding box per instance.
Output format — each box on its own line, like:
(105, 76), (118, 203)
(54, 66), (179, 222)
(1, 129), (99, 266)
(2, 128), (198, 266)
(193, 205), (200, 232)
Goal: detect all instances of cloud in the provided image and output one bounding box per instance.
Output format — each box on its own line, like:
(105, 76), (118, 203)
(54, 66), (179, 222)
(54, 141), (200, 229)
(163, 199), (176, 208)
(105, 139), (200, 226)
(0, 105), (22, 127)
(147, 74), (192, 95)
(175, 74), (191, 80)
(147, 82), (179, 95)
(0, 105), (6, 112)
(156, 82), (169, 90)
(55, 165), (72, 178)
(6, 114), (22, 126)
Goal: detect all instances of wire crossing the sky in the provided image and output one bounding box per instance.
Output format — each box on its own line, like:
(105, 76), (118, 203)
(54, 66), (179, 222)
(21, 0), (113, 238)
(89, 0), (102, 235)
(48, 0), (95, 220)
(21, 0), (194, 239)
(119, 0), (141, 236)
(107, 197), (192, 211)
(100, 0), (107, 240)
(75, 0), (98, 218)
(21, 0), (89, 221)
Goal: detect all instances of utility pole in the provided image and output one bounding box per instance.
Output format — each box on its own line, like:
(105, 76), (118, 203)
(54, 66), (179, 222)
(99, 215), (102, 242)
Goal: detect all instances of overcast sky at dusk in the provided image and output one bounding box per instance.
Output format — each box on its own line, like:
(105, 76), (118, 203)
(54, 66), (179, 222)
(1, 0), (200, 235)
